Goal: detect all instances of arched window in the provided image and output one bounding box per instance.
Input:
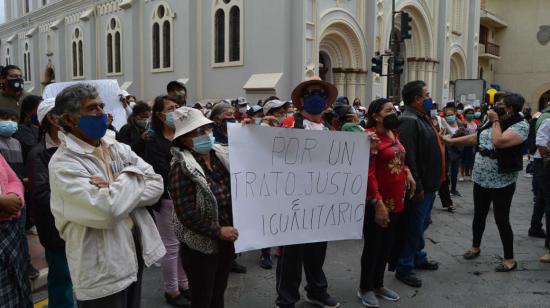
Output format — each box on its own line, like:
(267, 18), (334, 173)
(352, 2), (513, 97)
(212, 0), (243, 66)
(229, 6), (240, 62)
(214, 9), (225, 63)
(46, 34), (52, 55)
(151, 2), (173, 72)
(5, 48), (10, 66)
(23, 42), (31, 82)
(106, 17), (122, 75)
(72, 27), (84, 78)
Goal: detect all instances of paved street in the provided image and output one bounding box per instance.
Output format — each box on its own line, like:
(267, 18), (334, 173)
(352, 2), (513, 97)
(33, 168), (550, 307)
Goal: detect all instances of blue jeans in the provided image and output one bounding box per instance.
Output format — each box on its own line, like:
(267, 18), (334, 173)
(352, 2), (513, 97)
(397, 191), (436, 274)
(45, 249), (75, 308)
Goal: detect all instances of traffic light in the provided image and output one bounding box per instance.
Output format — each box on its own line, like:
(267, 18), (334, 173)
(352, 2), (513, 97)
(393, 57), (405, 75)
(401, 12), (412, 40)
(371, 54), (383, 75)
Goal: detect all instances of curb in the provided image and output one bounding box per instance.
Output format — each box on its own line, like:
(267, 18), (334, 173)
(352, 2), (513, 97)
(32, 268), (49, 292)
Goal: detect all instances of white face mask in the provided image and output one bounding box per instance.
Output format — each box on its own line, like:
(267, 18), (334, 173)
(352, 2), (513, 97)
(239, 107), (247, 114)
(129, 101), (136, 109)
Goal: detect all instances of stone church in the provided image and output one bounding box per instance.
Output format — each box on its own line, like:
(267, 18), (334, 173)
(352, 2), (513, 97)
(0, 0), (480, 105)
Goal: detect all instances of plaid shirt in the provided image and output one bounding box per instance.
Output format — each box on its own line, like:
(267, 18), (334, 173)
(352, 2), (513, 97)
(0, 219), (32, 308)
(170, 152), (233, 239)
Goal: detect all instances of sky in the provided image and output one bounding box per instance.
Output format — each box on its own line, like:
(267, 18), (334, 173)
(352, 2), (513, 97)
(0, 0), (5, 24)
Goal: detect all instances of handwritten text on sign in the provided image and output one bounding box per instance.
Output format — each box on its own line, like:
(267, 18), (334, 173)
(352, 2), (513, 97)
(228, 124), (370, 253)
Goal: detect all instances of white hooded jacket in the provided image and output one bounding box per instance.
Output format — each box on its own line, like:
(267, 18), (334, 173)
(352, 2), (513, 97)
(49, 132), (166, 300)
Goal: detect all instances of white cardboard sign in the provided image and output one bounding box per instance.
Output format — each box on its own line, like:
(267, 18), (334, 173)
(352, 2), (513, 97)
(228, 124), (370, 253)
(43, 79), (128, 130)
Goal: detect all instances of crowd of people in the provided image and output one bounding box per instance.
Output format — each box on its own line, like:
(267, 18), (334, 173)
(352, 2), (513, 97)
(0, 62), (549, 308)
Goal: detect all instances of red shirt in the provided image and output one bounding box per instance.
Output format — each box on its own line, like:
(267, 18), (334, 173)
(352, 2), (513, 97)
(366, 129), (408, 213)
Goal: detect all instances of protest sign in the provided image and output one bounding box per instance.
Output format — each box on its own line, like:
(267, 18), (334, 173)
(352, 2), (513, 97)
(228, 124), (370, 253)
(43, 79), (128, 130)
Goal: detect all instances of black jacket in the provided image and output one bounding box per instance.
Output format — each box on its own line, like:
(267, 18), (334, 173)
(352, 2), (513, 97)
(26, 140), (65, 250)
(398, 106), (443, 194)
(117, 122), (146, 158)
(143, 132), (172, 200)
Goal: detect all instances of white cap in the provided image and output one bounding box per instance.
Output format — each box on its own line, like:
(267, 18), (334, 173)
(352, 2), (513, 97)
(37, 97), (55, 124)
(263, 99), (287, 115)
(237, 97), (248, 105)
(173, 107), (214, 140)
(118, 89), (130, 97)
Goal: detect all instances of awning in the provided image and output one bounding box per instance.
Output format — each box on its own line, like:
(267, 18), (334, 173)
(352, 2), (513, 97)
(243, 73), (283, 91)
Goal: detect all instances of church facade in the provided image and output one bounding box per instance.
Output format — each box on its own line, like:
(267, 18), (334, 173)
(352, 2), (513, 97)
(0, 0), (480, 105)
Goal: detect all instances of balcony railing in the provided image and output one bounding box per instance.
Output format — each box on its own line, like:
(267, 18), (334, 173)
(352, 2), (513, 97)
(485, 42), (500, 57)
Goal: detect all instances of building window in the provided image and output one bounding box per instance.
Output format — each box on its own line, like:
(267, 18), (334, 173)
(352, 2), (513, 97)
(229, 6), (240, 62)
(42, 0), (48, 6)
(72, 27), (84, 78)
(106, 17), (123, 75)
(5, 48), (10, 66)
(23, 43), (31, 82)
(212, 0), (243, 66)
(214, 9), (225, 63)
(151, 2), (173, 72)
(46, 34), (53, 56)
(25, 0), (30, 13)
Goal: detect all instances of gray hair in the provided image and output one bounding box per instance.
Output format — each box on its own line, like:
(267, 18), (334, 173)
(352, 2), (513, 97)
(53, 83), (99, 116)
(209, 102), (232, 121)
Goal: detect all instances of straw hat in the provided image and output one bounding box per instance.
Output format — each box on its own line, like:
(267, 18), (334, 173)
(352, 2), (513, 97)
(173, 106), (213, 140)
(291, 76), (338, 110)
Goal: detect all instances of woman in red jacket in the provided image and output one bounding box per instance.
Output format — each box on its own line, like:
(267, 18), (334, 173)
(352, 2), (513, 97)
(358, 98), (416, 307)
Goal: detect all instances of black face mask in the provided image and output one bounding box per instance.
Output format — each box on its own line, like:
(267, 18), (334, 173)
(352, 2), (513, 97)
(493, 106), (506, 117)
(383, 113), (400, 130)
(6, 78), (24, 92)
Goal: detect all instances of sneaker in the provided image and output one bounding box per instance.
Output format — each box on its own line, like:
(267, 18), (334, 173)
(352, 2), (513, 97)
(164, 292), (191, 307)
(458, 177), (465, 182)
(524, 173), (533, 178)
(450, 190), (462, 197)
(374, 287), (400, 301)
(26, 226), (38, 235)
(357, 290), (379, 307)
(305, 294), (340, 308)
(528, 227), (546, 238)
(259, 255), (273, 269)
(395, 272), (422, 288)
(230, 260), (247, 274)
(540, 250), (550, 263)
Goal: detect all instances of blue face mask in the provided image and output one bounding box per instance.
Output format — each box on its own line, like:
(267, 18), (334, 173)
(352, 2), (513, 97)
(78, 114), (108, 140)
(430, 109), (438, 118)
(0, 120), (18, 137)
(192, 132), (215, 154)
(303, 94), (327, 115)
(254, 117), (262, 125)
(474, 111), (481, 118)
(422, 98), (433, 114)
(446, 115), (457, 123)
(165, 112), (175, 128)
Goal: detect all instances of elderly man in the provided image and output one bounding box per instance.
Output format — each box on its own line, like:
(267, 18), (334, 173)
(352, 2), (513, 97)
(49, 84), (165, 308)
(276, 77), (340, 308)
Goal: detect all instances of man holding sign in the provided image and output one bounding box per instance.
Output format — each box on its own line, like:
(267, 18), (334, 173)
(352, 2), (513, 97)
(230, 77), (368, 308)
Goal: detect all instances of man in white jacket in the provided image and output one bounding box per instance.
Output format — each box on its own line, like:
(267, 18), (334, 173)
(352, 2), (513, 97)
(48, 83), (166, 307)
